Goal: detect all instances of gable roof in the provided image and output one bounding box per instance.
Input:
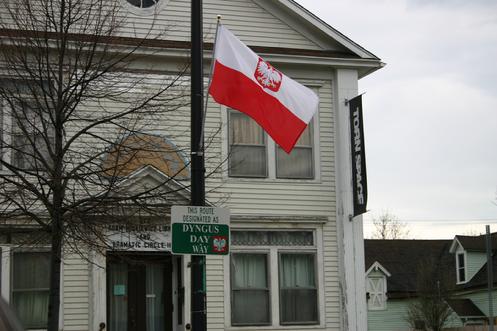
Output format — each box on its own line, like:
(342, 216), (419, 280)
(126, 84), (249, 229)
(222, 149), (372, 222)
(452, 233), (497, 252)
(269, 0), (380, 60)
(446, 299), (486, 318)
(366, 261), (391, 277)
(364, 239), (455, 297)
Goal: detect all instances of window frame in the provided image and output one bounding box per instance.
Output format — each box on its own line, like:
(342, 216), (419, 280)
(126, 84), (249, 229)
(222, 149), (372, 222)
(278, 252), (319, 325)
(225, 109), (319, 181)
(230, 252), (271, 326)
(10, 249), (51, 330)
(0, 87), (55, 172)
(227, 228), (323, 328)
(228, 110), (268, 178)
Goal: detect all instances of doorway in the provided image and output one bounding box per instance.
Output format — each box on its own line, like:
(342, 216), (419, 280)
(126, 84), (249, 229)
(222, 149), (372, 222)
(107, 253), (173, 331)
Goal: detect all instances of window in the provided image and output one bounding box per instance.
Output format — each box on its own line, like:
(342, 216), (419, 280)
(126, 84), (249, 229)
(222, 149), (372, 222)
(0, 90), (54, 171)
(126, 0), (159, 8)
(229, 111), (267, 177)
(279, 253), (318, 324)
(230, 230), (318, 326)
(457, 252), (466, 283)
(11, 100), (53, 170)
(11, 251), (50, 329)
(231, 253), (270, 326)
(276, 124), (313, 179)
(366, 276), (386, 310)
(228, 112), (315, 179)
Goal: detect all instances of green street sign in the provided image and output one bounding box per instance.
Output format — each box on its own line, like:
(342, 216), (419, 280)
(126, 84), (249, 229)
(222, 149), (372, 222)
(171, 206), (230, 255)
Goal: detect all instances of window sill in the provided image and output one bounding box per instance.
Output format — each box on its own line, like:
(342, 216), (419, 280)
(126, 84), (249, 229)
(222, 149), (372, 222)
(227, 325), (324, 331)
(225, 176), (321, 185)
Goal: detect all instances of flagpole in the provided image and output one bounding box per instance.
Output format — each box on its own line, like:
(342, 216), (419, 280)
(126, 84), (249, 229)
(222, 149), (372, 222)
(199, 16), (221, 151)
(191, 1), (206, 331)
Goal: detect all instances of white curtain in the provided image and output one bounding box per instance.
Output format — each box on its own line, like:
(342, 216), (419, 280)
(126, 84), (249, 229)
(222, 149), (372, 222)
(109, 263), (128, 331)
(12, 252), (50, 329)
(276, 124), (313, 178)
(279, 254), (317, 324)
(229, 112), (267, 177)
(231, 254), (269, 325)
(146, 264), (165, 331)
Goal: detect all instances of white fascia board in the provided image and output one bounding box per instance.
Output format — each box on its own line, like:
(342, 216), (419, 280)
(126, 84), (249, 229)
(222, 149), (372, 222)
(111, 44), (385, 79)
(269, 0), (380, 60)
(113, 165), (196, 205)
(450, 237), (464, 254)
(366, 261), (392, 278)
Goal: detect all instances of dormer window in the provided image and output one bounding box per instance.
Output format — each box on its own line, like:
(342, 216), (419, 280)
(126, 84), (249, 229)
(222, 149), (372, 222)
(457, 252), (466, 283)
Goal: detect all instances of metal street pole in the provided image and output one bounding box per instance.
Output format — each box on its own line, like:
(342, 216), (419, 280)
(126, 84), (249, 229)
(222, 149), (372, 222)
(191, 1), (206, 331)
(486, 225), (494, 331)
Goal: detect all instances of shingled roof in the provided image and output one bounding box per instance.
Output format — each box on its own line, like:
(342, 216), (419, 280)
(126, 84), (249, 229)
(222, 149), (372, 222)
(446, 299), (486, 318)
(364, 239), (455, 298)
(454, 233), (497, 252)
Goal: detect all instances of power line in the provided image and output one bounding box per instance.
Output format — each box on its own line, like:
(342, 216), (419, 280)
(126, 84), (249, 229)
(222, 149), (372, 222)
(364, 218), (497, 224)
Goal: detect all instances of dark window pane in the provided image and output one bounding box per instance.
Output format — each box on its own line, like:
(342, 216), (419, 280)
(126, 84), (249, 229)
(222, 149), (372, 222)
(13, 252), (50, 289)
(229, 145), (266, 177)
(276, 147), (313, 178)
(12, 252), (50, 329)
(279, 253), (318, 324)
(229, 112), (267, 177)
(280, 289), (318, 324)
(232, 290), (270, 325)
(458, 268), (465, 282)
(12, 291), (49, 329)
(276, 124), (313, 179)
(231, 254), (270, 325)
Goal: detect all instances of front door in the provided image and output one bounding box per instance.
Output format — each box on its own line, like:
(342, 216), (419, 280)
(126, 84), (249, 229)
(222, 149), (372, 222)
(107, 254), (173, 331)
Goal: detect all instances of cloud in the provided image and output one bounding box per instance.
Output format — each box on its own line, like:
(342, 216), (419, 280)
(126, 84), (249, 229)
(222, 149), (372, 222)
(296, 0), (497, 238)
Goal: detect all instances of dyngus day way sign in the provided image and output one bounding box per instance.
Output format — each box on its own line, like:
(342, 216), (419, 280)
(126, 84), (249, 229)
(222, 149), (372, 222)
(171, 206), (230, 255)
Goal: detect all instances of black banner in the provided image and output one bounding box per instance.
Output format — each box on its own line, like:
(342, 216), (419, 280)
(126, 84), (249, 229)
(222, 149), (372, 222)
(349, 95), (368, 217)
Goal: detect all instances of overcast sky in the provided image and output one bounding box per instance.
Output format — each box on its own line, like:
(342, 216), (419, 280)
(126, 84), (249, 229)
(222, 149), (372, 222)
(295, 0), (497, 239)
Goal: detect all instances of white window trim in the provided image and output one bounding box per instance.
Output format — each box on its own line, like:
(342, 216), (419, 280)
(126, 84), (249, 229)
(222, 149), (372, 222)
(0, 245), (64, 331)
(223, 227), (325, 330)
(456, 250), (467, 284)
(221, 106), (321, 183)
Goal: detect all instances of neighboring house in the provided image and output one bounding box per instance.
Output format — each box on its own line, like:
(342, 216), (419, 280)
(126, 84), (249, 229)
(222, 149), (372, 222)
(365, 234), (497, 331)
(0, 1), (383, 331)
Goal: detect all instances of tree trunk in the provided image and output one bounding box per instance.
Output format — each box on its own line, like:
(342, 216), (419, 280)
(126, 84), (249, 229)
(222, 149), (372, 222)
(47, 216), (63, 331)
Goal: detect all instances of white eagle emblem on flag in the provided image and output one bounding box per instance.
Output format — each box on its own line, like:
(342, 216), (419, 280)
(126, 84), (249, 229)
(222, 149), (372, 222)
(254, 57), (283, 92)
(212, 236), (228, 253)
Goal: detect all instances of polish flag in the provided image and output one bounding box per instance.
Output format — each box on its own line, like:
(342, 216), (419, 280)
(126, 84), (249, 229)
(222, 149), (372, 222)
(209, 25), (319, 153)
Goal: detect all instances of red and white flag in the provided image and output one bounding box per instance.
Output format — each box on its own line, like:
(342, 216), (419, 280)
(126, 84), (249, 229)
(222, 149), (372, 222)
(209, 25), (319, 153)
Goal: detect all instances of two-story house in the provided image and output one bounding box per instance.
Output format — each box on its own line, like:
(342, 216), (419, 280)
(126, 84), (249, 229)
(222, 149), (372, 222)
(0, 1), (383, 331)
(365, 233), (497, 331)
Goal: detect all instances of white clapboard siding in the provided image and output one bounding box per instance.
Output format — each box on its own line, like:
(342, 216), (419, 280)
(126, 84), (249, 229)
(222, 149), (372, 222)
(206, 255), (226, 331)
(63, 253), (90, 331)
(323, 220), (341, 329)
(204, 81), (336, 217)
(116, 0), (323, 50)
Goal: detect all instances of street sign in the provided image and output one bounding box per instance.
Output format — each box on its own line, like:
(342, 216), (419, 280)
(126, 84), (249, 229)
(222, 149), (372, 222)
(171, 206), (230, 255)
